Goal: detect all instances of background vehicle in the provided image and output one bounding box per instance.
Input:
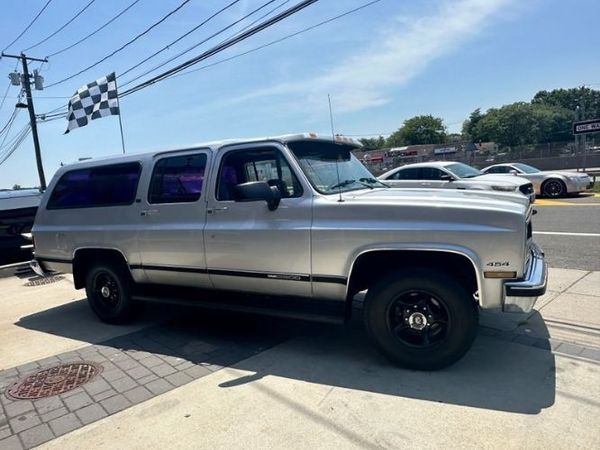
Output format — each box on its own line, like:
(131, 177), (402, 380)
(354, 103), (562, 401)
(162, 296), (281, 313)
(0, 189), (41, 265)
(31, 134), (546, 370)
(482, 163), (592, 198)
(379, 161), (536, 203)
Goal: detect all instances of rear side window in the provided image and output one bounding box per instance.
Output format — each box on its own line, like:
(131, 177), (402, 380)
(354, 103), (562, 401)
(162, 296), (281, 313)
(149, 153), (207, 204)
(47, 162), (141, 209)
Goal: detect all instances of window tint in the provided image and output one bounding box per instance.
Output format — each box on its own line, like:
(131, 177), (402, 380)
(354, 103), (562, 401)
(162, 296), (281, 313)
(217, 147), (302, 201)
(420, 167), (445, 180)
(391, 167), (420, 180)
(47, 162), (141, 209)
(149, 153), (207, 204)
(487, 166), (508, 174)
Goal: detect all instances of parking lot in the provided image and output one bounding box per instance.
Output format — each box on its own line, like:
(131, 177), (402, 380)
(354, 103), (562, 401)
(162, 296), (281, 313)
(0, 195), (599, 450)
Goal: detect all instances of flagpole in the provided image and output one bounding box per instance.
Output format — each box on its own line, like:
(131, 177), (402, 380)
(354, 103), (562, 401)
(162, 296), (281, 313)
(114, 74), (126, 154)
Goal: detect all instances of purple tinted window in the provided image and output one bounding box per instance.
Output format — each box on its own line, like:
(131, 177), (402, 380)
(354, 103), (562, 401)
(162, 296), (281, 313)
(149, 154), (207, 204)
(47, 163), (141, 209)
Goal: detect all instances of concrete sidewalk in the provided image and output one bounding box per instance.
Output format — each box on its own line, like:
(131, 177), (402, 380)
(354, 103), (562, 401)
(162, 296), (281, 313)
(0, 268), (598, 449)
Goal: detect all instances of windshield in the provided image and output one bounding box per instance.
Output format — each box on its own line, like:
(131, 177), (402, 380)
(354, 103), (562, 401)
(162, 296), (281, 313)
(287, 141), (387, 194)
(445, 163), (482, 179)
(512, 163), (541, 174)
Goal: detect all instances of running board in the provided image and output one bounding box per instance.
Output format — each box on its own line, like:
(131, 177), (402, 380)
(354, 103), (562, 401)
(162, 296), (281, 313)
(131, 284), (345, 325)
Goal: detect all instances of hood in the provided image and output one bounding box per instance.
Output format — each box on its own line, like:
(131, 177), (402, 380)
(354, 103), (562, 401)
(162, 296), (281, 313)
(469, 174), (530, 186)
(345, 187), (529, 211)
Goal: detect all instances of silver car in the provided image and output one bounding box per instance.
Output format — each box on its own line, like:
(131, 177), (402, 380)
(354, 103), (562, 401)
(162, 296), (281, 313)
(31, 134), (547, 370)
(379, 161), (536, 203)
(482, 163), (592, 198)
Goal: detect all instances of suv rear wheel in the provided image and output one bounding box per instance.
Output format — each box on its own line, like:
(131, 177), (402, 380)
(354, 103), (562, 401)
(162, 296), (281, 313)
(364, 268), (478, 370)
(85, 263), (136, 324)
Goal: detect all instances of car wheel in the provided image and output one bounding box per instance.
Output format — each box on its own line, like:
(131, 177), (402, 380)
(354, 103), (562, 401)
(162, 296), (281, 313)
(85, 263), (136, 324)
(364, 269), (478, 370)
(542, 179), (566, 198)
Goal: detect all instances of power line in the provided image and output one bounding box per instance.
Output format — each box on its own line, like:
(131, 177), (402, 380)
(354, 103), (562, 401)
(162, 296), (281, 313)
(121, 0), (320, 97)
(171, 0), (383, 80)
(0, 109), (20, 137)
(22, 0), (97, 52)
(2, 0), (54, 52)
(45, 0), (193, 88)
(45, 0), (142, 58)
(119, 0), (245, 78)
(0, 123), (32, 166)
(120, 0), (279, 84)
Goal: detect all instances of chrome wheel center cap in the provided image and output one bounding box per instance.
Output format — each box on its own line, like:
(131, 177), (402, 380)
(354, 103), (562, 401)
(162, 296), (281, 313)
(408, 312), (427, 330)
(100, 286), (111, 298)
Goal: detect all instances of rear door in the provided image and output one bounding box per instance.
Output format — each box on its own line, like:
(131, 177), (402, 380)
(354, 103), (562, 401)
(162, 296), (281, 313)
(204, 143), (312, 297)
(136, 149), (212, 288)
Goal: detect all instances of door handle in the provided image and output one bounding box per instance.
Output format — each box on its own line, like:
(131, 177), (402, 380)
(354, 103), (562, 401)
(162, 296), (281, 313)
(207, 206), (228, 214)
(140, 209), (159, 216)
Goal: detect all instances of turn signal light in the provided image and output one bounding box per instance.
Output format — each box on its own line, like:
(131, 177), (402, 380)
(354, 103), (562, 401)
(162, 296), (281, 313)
(484, 271), (517, 279)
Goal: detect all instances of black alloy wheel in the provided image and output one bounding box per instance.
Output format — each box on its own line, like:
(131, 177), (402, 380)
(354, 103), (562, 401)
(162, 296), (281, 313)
(85, 263), (135, 324)
(387, 290), (450, 348)
(542, 179), (565, 198)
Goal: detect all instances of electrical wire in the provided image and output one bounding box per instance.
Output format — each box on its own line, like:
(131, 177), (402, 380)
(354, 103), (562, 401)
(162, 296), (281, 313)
(120, 0), (320, 97)
(169, 0), (383, 81)
(45, 0), (142, 58)
(2, 0), (54, 52)
(0, 123), (32, 166)
(45, 0), (193, 88)
(120, 0), (277, 82)
(22, 0), (97, 52)
(119, 0), (245, 78)
(0, 109), (20, 136)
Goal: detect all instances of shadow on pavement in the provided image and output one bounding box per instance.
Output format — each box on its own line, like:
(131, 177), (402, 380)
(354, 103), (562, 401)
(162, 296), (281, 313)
(16, 300), (555, 415)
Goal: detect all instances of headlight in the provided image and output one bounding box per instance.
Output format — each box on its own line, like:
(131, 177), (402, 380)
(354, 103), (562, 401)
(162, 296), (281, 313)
(491, 185), (518, 192)
(566, 175), (578, 181)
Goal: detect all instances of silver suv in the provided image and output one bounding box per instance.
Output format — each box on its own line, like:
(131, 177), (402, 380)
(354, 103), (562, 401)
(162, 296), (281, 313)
(31, 134), (547, 370)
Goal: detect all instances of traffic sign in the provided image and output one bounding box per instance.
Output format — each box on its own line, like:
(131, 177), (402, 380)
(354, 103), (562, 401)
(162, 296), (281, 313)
(573, 119), (600, 135)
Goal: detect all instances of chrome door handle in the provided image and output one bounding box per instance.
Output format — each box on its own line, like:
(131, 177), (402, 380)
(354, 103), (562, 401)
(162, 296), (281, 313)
(140, 209), (159, 216)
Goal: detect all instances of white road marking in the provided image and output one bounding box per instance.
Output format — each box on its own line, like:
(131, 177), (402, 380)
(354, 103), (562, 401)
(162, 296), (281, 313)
(534, 231), (600, 237)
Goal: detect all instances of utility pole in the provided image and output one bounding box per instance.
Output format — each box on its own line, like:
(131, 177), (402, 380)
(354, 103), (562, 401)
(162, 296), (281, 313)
(1, 52), (47, 190)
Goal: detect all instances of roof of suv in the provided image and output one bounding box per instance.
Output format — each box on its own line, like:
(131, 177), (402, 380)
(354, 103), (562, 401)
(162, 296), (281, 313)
(60, 133), (362, 169)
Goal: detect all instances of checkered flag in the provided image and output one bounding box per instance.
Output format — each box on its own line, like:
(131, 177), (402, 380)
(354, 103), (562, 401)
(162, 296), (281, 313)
(65, 73), (119, 134)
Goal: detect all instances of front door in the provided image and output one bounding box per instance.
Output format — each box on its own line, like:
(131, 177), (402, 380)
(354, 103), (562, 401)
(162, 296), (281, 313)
(137, 149), (212, 288)
(204, 143), (312, 297)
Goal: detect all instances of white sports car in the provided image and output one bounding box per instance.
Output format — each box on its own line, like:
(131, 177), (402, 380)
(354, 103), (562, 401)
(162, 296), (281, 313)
(482, 163), (592, 198)
(379, 161), (536, 203)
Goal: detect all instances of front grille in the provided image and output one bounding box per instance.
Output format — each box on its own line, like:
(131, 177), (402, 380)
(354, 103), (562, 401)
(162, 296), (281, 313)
(520, 183), (534, 195)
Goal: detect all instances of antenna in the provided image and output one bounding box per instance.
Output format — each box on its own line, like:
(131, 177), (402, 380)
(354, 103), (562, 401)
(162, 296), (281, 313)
(328, 94), (343, 203)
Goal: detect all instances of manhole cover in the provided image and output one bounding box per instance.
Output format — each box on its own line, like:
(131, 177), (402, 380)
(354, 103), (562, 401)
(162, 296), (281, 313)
(24, 275), (64, 287)
(5, 362), (103, 400)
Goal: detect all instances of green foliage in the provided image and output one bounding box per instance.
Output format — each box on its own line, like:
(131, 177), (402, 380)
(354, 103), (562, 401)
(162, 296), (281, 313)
(358, 135), (386, 151)
(387, 115), (447, 147)
(532, 87), (600, 119)
(12, 184), (22, 190)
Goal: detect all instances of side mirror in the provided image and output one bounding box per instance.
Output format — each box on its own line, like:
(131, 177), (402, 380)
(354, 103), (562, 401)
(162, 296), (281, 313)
(234, 181), (281, 211)
(509, 170), (518, 175)
(440, 174), (453, 181)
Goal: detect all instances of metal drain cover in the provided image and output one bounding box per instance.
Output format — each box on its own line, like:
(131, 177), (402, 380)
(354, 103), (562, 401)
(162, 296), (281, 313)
(5, 362), (103, 400)
(24, 275), (64, 287)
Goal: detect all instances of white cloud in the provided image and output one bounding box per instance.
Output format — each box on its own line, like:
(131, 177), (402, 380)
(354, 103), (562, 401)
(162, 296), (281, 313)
(223, 0), (513, 113)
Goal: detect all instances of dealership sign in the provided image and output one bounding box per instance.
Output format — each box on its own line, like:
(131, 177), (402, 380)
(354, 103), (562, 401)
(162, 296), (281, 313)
(573, 119), (600, 135)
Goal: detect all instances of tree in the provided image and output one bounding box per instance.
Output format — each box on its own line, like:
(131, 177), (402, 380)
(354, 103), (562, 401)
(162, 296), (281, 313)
(12, 184), (22, 190)
(462, 108), (484, 141)
(387, 115), (447, 147)
(358, 135), (386, 151)
(532, 87), (600, 120)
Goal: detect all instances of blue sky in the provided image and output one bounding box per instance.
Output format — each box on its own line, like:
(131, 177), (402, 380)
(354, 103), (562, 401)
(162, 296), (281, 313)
(1, 0), (599, 188)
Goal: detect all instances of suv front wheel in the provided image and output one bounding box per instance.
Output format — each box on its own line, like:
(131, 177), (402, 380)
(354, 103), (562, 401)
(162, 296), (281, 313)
(364, 268), (478, 370)
(85, 263), (136, 324)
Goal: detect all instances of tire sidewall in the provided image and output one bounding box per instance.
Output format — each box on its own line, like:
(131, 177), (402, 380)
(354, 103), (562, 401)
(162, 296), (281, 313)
(85, 264), (134, 324)
(365, 269), (478, 370)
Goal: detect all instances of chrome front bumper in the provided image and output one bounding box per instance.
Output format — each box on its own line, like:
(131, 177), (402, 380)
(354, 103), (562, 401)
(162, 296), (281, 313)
(30, 259), (48, 277)
(503, 243), (547, 313)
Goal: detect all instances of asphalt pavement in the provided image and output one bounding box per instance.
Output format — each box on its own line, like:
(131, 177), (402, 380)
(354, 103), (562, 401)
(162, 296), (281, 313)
(533, 193), (600, 271)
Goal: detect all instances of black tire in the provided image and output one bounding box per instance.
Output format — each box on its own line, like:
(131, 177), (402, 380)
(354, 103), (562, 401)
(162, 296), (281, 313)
(364, 268), (478, 370)
(542, 179), (566, 198)
(85, 263), (136, 324)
